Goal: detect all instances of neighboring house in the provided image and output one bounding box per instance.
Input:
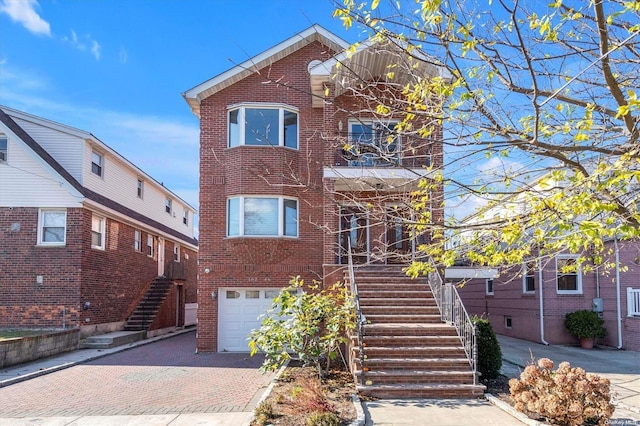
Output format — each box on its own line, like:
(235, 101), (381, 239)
(183, 24), (444, 352)
(0, 106), (198, 337)
(453, 241), (640, 352)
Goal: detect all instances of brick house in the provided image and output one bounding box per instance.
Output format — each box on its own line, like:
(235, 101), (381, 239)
(183, 25), (444, 353)
(451, 239), (640, 352)
(0, 106), (198, 337)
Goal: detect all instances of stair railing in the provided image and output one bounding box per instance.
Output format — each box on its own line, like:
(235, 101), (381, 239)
(427, 263), (478, 385)
(346, 237), (367, 386)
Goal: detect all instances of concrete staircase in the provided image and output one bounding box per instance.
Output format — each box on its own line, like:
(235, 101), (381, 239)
(349, 266), (485, 398)
(123, 277), (172, 331)
(81, 330), (146, 349)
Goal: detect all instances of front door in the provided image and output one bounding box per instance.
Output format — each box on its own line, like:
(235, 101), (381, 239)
(385, 206), (412, 264)
(339, 207), (369, 264)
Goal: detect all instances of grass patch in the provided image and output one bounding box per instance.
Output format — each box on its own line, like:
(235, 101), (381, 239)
(0, 330), (52, 341)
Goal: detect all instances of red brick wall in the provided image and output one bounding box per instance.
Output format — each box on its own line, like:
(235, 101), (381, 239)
(0, 207), (82, 328)
(197, 42), (336, 351)
(457, 242), (640, 351)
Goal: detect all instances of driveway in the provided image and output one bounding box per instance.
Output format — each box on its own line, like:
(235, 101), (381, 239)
(0, 331), (274, 418)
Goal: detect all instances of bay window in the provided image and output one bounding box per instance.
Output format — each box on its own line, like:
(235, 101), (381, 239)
(228, 104), (298, 149)
(227, 196), (298, 237)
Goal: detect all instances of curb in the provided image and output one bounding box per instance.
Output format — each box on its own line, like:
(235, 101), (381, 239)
(349, 393), (365, 426)
(243, 360), (289, 426)
(485, 393), (547, 426)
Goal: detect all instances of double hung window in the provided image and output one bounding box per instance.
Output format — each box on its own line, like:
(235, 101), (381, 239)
(0, 135), (7, 162)
(38, 209), (66, 245)
(91, 151), (103, 176)
(91, 215), (105, 249)
(556, 256), (582, 294)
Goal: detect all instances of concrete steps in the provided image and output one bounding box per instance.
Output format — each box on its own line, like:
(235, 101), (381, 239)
(80, 330), (146, 349)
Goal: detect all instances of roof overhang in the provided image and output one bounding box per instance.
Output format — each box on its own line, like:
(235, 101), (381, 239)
(324, 166), (431, 192)
(182, 24), (349, 118)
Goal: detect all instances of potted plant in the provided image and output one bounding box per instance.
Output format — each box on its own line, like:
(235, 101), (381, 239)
(564, 310), (607, 348)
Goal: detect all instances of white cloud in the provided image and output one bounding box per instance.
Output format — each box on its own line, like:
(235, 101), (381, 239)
(63, 29), (101, 61)
(0, 0), (50, 36)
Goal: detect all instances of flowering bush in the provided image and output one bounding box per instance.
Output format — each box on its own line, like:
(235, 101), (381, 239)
(509, 358), (614, 425)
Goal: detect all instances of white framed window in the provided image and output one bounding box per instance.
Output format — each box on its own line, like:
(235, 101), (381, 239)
(227, 196), (298, 237)
(556, 255), (582, 294)
(147, 235), (154, 257)
(174, 244), (180, 261)
(183, 210), (188, 226)
(91, 151), (103, 177)
(37, 209), (66, 246)
(137, 179), (144, 199)
(228, 103), (298, 149)
(486, 279), (494, 295)
(523, 261), (536, 294)
(0, 134), (7, 162)
(134, 230), (141, 251)
(165, 198), (172, 214)
(91, 215), (105, 250)
(347, 120), (401, 166)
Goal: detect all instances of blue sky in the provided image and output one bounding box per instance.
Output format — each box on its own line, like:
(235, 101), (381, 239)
(0, 0), (355, 219)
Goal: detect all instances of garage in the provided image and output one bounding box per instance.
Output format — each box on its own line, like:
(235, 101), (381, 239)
(217, 288), (280, 352)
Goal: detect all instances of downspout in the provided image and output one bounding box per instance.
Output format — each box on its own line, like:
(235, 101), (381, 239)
(614, 238), (623, 349)
(538, 258), (549, 345)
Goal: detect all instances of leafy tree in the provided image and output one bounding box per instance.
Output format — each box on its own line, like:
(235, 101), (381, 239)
(248, 277), (356, 378)
(333, 0), (640, 273)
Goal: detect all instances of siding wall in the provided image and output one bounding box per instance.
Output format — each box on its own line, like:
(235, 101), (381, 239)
(457, 242), (640, 351)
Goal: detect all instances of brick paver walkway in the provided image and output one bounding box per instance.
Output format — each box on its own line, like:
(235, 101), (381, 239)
(0, 331), (274, 417)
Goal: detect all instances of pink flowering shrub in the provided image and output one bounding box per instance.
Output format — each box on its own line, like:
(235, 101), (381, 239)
(508, 358), (614, 425)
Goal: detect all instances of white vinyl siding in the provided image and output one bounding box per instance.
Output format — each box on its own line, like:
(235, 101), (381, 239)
(0, 136), (81, 207)
(11, 116), (84, 181)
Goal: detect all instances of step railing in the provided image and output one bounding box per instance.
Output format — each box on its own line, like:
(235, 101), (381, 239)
(427, 263), (478, 385)
(346, 237), (367, 386)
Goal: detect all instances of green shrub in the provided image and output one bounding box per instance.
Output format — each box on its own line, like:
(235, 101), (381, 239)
(306, 411), (341, 426)
(564, 310), (607, 340)
(473, 316), (502, 380)
(509, 358), (614, 425)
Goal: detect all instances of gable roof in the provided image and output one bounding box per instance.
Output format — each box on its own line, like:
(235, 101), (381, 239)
(182, 24), (350, 117)
(0, 107), (198, 247)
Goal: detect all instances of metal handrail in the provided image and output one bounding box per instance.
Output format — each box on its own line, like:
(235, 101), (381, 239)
(427, 262), (478, 385)
(346, 238), (367, 386)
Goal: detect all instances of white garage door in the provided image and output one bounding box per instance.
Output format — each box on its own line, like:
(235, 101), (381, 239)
(218, 288), (280, 352)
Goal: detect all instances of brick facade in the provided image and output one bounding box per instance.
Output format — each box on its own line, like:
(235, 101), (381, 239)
(0, 206), (197, 333)
(456, 241), (640, 351)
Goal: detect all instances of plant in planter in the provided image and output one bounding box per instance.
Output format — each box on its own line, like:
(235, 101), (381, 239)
(564, 310), (607, 348)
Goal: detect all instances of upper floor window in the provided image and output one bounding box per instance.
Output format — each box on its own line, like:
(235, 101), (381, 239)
(91, 215), (105, 250)
(228, 104), (298, 149)
(137, 179), (144, 199)
(38, 209), (66, 246)
(174, 244), (180, 261)
(91, 151), (103, 177)
(134, 229), (141, 251)
(346, 120), (400, 166)
(227, 196), (298, 237)
(0, 135), (7, 162)
(183, 209), (188, 226)
(486, 278), (494, 295)
(523, 261), (536, 293)
(147, 235), (154, 257)
(556, 255), (582, 294)
(165, 198), (172, 214)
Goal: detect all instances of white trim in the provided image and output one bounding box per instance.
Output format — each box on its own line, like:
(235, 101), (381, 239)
(91, 150), (104, 177)
(227, 103), (299, 149)
(226, 195), (299, 238)
(444, 267), (498, 279)
(134, 229), (142, 252)
(91, 214), (106, 250)
(555, 255), (582, 294)
(174, 244), (180, 262)
(37, 208), (67, 246)
(522, 261), (535, 294)
(486, 278), (494, 296)
(147, 234), (154, 258)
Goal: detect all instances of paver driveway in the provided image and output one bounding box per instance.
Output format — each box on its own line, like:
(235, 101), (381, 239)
(0, 331), (274, 417)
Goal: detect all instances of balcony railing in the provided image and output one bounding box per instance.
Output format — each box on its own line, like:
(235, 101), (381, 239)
(332, 132), (432, 168)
